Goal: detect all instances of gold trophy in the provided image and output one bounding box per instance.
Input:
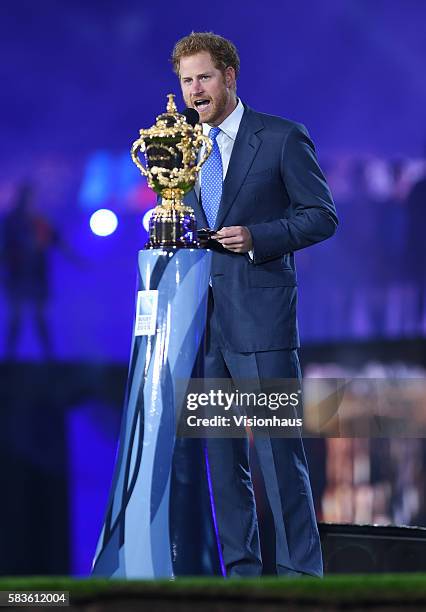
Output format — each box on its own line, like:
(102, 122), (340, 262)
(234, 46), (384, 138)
(131, 94), (212, 248)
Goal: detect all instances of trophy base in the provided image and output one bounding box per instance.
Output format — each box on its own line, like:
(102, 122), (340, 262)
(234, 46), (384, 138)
(145, 241), (198, 249)
(146, 207), (199, 249)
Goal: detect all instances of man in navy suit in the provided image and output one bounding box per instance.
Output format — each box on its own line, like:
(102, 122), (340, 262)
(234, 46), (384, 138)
(171, 32), (337, 577)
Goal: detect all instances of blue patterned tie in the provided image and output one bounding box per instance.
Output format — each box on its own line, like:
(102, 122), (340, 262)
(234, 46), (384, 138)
(201, 127), (223, 229)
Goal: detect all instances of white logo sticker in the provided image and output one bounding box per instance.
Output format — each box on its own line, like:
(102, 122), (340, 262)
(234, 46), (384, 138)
(135, 290), (158, 336)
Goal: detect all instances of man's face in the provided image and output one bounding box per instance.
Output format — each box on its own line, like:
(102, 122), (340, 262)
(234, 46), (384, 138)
(179, 51), (237, 126)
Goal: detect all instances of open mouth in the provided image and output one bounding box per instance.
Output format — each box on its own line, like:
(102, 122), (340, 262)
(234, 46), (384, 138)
(193, 99), (211, 112)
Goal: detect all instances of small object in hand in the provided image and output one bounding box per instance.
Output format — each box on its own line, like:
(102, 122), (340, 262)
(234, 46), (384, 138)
(197, 228), (217, 241)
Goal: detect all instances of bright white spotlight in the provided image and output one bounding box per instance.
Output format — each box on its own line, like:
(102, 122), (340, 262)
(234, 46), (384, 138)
(90, 209), (118, 236)
(142, 208), (155, 232)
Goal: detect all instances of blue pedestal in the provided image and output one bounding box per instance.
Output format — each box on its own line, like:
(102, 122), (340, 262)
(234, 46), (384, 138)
(92, 248), (219, 578)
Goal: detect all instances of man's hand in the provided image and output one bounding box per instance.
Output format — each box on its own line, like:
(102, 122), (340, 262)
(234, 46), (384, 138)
(213, 226), (253, 253)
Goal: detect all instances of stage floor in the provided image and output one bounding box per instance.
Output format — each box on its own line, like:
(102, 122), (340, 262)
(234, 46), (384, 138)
(1, 575), (426, 611)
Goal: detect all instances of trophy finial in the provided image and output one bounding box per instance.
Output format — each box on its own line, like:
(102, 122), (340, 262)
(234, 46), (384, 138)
(166, 93), (177, 114)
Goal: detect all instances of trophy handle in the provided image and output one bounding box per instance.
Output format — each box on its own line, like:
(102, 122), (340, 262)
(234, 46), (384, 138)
(131, 139), (148, 177)
(194, 134), (213, 171)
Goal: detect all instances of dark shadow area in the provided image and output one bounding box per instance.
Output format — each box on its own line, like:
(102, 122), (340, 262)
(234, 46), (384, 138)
(0, 362), (126, 574)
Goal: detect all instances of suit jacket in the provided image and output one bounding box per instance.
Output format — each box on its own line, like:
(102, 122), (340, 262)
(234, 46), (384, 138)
(183, 104), (338, 353)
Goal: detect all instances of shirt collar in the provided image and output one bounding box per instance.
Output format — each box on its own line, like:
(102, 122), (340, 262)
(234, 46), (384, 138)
(202, 98), (244, 140)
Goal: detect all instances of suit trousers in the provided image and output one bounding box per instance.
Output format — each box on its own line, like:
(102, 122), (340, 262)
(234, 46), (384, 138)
(204, 289), (323, 577)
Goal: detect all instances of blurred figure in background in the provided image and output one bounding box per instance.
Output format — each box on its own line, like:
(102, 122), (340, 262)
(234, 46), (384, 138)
(346, 159), (378, 337)
(404, 157), (426, 334)
(0, 182), (59, 359)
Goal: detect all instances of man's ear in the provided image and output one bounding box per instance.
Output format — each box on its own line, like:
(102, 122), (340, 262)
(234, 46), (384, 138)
(224, 66), (236, 89)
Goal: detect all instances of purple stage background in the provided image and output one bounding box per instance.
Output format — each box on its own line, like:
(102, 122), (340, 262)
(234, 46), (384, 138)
(1, 0), (425, 359)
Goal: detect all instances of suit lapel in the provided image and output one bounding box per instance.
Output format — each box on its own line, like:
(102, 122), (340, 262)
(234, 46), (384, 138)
(215, 106), (264, 229)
